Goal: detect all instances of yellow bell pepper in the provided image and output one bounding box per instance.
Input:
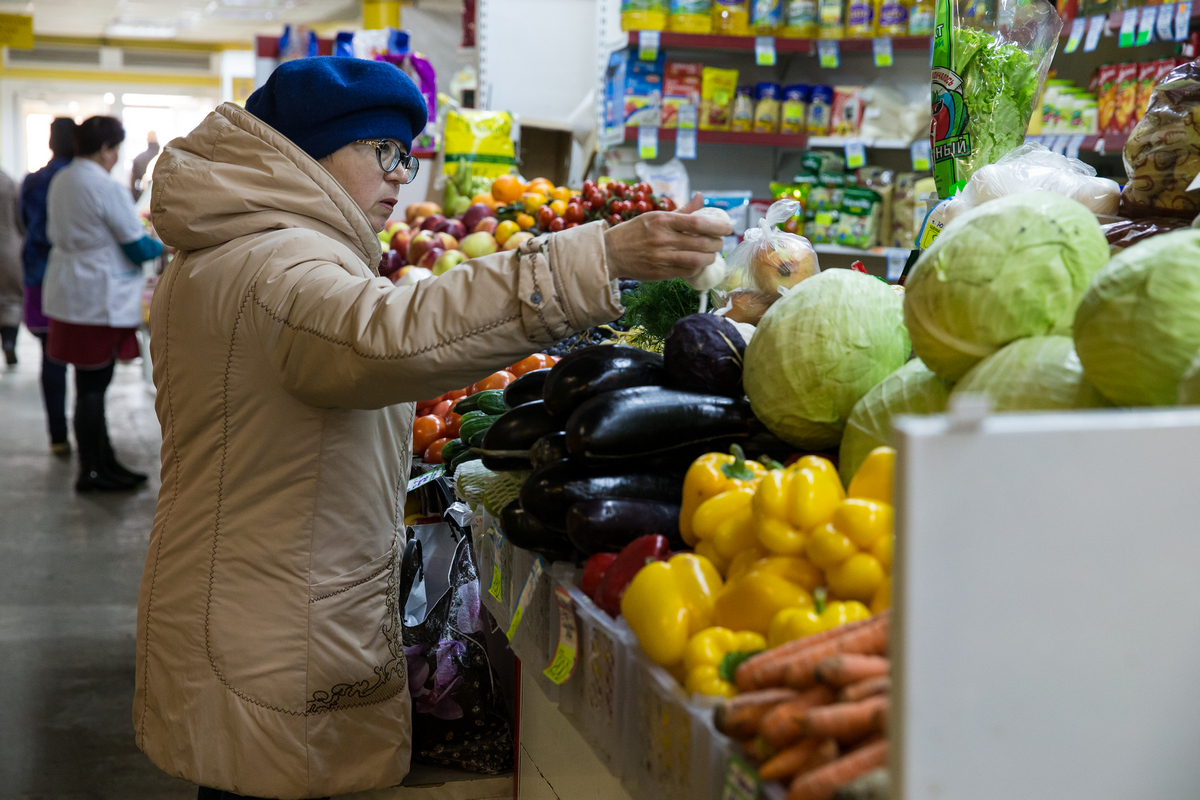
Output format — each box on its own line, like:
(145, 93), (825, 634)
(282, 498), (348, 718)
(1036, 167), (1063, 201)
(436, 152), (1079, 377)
(692, 487), (761, 571)
(682, 627), (768, 697)
(680, 446), (767, 546)
(787, 456), (846, 531)
(847, 446), (895, 503)
(806, 497), (894, 604)
(713, 568), (812, 636)
(870, 575), (891, 613)
(621, 553), (723, 667)
(767, 588), (872, 648)
(725, 547), (768, 581)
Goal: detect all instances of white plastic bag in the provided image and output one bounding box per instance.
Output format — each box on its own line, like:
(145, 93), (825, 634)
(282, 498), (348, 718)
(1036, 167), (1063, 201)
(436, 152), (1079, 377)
(942, 142), (1120, 223)
(726, 199), (820, 296)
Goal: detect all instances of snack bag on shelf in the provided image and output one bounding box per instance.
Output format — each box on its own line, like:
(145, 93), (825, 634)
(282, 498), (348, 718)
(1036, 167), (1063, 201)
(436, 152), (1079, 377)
(753, 0), (784, 31)
(701, 67), (740, 129)
(834, 186), (884, 248)
(781, 84), (810, 134)
(443, 108), (516, 180)
(726, 198), (820, 295)
(858, 167), (895, 246)
(669, 0), (715, 32)
(805, 171), (846, 243)
(846, 0), (876, 36)
(624, 50), (666, 127)
(877, 0), (908, 33)
(832, 86), (865, 137)
(1110, 62), (1140, 137)
(819, 0), (847, 37)
(1096, 63), (1118, 135)
(754, 82), (783, 133)
(662, 61), (704, 128)
(930, 0), (1062, 197)
(623, 0), (669, 29)
(807, 85), (835, 134)
(1120, 59), (1200, 220)
(782, 0), (820, 36)
(731, 85), (756, 131)
(1135, 60), (1161, 126)
(713, 0), (752, 33)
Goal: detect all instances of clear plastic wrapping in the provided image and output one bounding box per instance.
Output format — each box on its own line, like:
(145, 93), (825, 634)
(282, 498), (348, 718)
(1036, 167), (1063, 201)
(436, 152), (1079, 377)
(1120, 60), (1200, 220)
(726, 199), (820, 296)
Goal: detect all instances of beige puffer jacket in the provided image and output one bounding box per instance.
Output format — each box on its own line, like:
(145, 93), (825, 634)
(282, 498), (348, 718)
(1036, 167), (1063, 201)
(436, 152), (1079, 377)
(135, 103), (621, 798)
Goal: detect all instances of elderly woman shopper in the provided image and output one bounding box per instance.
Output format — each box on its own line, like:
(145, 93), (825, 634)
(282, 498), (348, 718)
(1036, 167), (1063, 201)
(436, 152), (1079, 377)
(136, 57), (730, 800)
(0, 168), (21, 366)
(42, 116), (164, 491)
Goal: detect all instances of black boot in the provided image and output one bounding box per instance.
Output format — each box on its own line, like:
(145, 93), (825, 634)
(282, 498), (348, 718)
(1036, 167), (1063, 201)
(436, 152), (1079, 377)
(74, 392), (137, 493)
(101, 428), (147, 485)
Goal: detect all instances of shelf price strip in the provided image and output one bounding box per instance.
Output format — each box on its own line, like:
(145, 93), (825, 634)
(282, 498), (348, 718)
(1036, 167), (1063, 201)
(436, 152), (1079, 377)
(638, 125), (658, 160)
(1136, 5), (1157, 45)
(818, 39), (840, 68)
(872, 36), (893, 67)
(1084, 14), (1106, 51)
(505, 555), (546, 641)
(1176, 1), (1192, 40)
(755, 35), (777, 65)
(676, 103), (698, 160)
(1119, 8), (1138, 46)
(1064, 17), (1086, 53)
(1157, 3), (1177, 41)
(542, 586), (579, 685)
(638, 29), (659, 61)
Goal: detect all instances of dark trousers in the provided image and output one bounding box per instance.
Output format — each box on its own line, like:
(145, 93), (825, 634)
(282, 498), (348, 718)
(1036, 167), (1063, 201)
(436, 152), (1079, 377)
(33, 331), (69, 444)
(198, 789), (329, 800)
(73, 361), (114, 469)
(0, 324), (15, 351)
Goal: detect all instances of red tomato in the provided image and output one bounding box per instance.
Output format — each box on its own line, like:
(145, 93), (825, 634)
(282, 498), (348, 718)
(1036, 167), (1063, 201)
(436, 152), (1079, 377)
(633, 191), (648, 204)
(446, 412), (462, 438)
(474, 371), (516, 392)
(510, 353), (555, 377)
(608, 181), (628, 198)
(633, 182), (652, 195)
(423, 438), (452, 464)
(582, 180), (598, 195)
(564, 204), (585, 223)
(445, 389), (469, 401)
(412, 415), (446, 455)
(432, 399), (452, 419)
(657, 196), (676, 212)
(610, 200), (630, 216)
(564, 222), (579, 228)
(606, 214), (623, 226)
(548, 217), (566, 232)
(535, 205), (556, 227)
(634, 200), (653, 215)
(415, 398), (440, 411)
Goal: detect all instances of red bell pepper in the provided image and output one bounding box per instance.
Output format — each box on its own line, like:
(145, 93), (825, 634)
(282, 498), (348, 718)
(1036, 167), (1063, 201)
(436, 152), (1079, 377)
(580, 553), (618, 602)
(593, 535), (671, 617)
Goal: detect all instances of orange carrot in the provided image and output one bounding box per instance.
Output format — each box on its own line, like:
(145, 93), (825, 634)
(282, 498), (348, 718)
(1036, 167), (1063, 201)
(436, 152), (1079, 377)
(759, 738), (821, 782)
(736, 612), (888, 692)
(760, 685), (838, 749)
(814, 654), (890, 688)
(803, 696), (889, 743)
(714, 687), (800, 740)
(787, 739), (888, 800)
(744, 737), (775, 763)
(781, 616), (891, 690)
(838, 675), (891, 703)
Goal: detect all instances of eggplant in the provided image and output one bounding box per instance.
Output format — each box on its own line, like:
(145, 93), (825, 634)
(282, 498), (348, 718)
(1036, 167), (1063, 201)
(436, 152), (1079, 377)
(500, 501), (576, 561)
(478, 450), (533, 472)
(566, 499), (685, 555)
(664, 314), (746, 398)
(566, 386), (758, 461)
(504, 368), (552, 408)
(530, 432), (570, 470)
(519, 461), (685, 532)
(482, 400), (559, 453)
(542, 345), (666, 424)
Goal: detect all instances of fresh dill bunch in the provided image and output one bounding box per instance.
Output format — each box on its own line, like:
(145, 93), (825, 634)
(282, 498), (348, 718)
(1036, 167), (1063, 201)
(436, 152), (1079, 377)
(621, 279), (717, 351)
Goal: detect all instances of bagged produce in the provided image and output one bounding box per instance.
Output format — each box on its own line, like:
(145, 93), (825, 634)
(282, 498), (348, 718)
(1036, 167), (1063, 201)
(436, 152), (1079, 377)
(1074, 229), (1200, 406)
(744, 270), (911, 449)
(839, 358), (953, 483)
(1120, 60), (1200, 220)
(727, 199), (820, 295)
(951, 336), (1109, 411)
(905, 191), (1109, 381)
(930, 0), (1061, 197)
(1101, 216), (1192, 254)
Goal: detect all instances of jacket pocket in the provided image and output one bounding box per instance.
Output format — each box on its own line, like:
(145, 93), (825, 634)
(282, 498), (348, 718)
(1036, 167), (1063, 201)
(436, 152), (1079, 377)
(306, 541), (406, 715)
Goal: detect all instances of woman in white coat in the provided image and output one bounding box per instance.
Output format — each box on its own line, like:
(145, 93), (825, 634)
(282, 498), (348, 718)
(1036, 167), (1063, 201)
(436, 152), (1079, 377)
(42, 115), (164, 492)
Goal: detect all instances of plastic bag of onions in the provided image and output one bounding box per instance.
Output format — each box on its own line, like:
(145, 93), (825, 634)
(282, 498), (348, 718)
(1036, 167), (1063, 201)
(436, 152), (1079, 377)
(726, 199), (820, 296)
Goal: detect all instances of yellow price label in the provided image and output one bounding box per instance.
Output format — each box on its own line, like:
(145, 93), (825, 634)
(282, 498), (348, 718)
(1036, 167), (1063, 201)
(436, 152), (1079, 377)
(489, 563), (503, 602)
(542, 644), (577, 684)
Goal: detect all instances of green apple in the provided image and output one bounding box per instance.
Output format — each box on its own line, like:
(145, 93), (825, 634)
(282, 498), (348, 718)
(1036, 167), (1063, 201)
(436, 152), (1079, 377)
(431, 250), (469, 276)
(459, 231), (498, 259)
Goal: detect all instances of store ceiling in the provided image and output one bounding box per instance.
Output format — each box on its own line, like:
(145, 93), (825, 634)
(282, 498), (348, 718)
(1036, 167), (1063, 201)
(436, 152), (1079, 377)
(0, 0), (365, 42)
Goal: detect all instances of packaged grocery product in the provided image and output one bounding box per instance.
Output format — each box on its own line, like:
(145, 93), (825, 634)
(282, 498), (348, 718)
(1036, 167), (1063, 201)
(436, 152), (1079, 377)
(877, 0), (908, 34)
(858, 167), (894, 247)
(1096, 63), (1118, 135)
(1120, 60), (1200, 220)
(860, 84), (927, 142)
(731, 85), (755, 131)
(805, 171), (845, 243)
(669, 0), (714, 32)
(1135, 60), (1161, 125)
(780, 84), (810, 134)
(1109, 62), (1140, 137)
(727, 199), (820, 294)
(662, 61), (704, 128)
(929, 0), (1062, 197)
(800, 149), (845, 176)
(908, 0), (934, 33)
(832, 86), (865, 137)
(624, 50), (665, 127)
(807, 85), (834, 134)
(782, 0), (820, 36)
(752, 0), (784, 31)
(703, 190), (755, 236)
(889, 172), (921, 248)
(1101, 216), (1192, 253)
(846, 0), (875, 36)
(754, 82), (783, 133)
(623, 0), (669, 29)
(443, 108), (517, 180)
(701, 67), (740, 130)
(1081, 99), (1099, 135)
(818, 0), (846, 37)
(713, 0), (751, 33)
(834, 186), (884, 248)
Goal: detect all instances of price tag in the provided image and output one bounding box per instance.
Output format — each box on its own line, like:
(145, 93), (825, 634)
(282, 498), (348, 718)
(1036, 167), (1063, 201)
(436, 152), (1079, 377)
(1119, 8), (1138, 46)
(638, 125), (658, 160)
(817, 39), (840, 68)
(489, 563), (503, 601)
(910, 138), (931, 170)
(542, 586), (579, 684)
(676, 102), (697, 159)
(505, 556), (545, 641)
(405, 465), (444, 492)
(638, 29), (659, 61)
(844, 139), (867, 169)
(1158, 2), (1177, 41)
(1136, 5), (1156, 44)
(872, 36), (894, 67)
(722, 755), (761, 800)
(886, 250), (907, 281)
(1064, 17), (1087, 52)
(1066, 133), (1086, 159)
(1176, 1), (1192, 40)
(755, 35), (777, 65)
(1094, 136), (1107, 156)
(486, 522), (505, 602)
(1084, 14), (1106, 51)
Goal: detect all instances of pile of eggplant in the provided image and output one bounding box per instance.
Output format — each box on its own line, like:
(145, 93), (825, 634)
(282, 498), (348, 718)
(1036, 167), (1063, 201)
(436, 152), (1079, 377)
(484, 314), (791, 563)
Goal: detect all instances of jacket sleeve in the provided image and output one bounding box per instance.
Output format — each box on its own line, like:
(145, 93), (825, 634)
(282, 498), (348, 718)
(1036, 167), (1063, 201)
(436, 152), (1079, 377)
(248, 221), (623, 409)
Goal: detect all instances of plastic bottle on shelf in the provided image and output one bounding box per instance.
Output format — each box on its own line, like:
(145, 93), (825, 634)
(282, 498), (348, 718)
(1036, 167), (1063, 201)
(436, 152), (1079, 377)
(846, 0), (876, 36)
(782, 0), (820, 36)
(807, 85), (834, 135)
(713, 0), (752, 33)
(754, 82), (783, 133)
(731, 85), (756, 131)
(622, 0), (669, 30)
(752, 0), (784, 31)
(818, 0), (846, 37)
(876, 0), (908, 35)
(669, 0), (715, 32)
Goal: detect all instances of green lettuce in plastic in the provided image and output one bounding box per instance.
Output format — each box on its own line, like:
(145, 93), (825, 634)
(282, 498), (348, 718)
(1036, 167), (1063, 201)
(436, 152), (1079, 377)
(744, 270), (910, 450)
(839, 358), (954, 484)
(904, 191), (1109, 381)
(1074, 230), (1200, 406)
(952, 336), (1109, 412)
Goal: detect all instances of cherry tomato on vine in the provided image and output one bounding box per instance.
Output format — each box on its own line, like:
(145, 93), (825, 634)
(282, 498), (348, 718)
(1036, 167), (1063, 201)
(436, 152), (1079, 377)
(565, 222), (579, 228)
(634, 200), (653, 215)
(582, 180), (598, 196)
(609, 181), (628, 198)
(634, 182), (654, 196)
(564, 203), (586, 223)
(548, 217), (566, 232)
(633, 191), (649, 205)
(606, 214), (623, 226)
(657, 196), (677, 211)
(536, 205), (556, 227)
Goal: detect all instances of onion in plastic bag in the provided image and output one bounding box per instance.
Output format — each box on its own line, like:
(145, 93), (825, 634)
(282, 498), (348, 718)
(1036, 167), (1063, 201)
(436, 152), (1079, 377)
(727, 199), (820, 295)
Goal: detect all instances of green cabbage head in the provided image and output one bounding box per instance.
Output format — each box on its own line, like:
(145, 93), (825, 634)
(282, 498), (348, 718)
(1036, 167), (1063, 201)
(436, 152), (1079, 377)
(952, 336), (1109, 411)
(1179, 350), (1200, 405)
(905, 191), (1110, 381)
(839, 358), (954, 484)
(1074, 230), (1200, 406)
(744, 270), (910, 450)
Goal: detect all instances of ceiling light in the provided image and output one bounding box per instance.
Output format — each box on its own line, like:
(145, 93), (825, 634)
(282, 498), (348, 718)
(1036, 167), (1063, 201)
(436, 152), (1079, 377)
(106, 23), (178, 38)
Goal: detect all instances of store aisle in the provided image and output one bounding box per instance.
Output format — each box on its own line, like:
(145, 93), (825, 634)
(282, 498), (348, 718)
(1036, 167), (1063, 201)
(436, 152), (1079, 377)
(0, 331), (192, 799)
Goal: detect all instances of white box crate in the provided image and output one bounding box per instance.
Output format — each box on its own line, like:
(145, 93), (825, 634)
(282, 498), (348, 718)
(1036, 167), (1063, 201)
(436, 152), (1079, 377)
(622, 648), (704, 800)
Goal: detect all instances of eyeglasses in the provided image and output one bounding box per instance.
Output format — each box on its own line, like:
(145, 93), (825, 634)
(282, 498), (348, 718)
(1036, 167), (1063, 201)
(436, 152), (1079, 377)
(358, 139), (419, 183)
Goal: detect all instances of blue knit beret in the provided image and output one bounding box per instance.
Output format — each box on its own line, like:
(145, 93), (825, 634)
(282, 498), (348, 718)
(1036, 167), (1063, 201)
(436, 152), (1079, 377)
(246, 57), (428, 161)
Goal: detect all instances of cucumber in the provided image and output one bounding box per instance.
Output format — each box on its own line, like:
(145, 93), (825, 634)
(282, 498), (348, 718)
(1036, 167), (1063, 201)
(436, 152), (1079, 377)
(459, 411), (502, 447)
(454, 390), (508, 416)
(566, 499), (684, 555)
(518, 460), (685, 532)
(441, 438), (471, 471)
(504, 368), (552, 409)
(482, 401), (560, 454)
(542, 345), (666, 424)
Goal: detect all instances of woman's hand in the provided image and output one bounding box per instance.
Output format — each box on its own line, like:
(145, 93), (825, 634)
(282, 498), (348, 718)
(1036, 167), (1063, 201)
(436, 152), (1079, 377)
(603, 193), (733, 282)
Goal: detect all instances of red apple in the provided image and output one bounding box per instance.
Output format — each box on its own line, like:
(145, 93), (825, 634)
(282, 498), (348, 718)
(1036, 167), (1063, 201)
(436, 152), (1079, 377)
(407, 230), (440, 266)
(432, 250), (469, 276)
(406, 201), (442, 224)
(389, 227), (414, 255)
(434, 231), (459, 251)
(388, 265), (412, 285)
(379, 249), (405, 278)
(418, 247), (446, 270)
(420, 213), (446, 232)
(433, 218), (467, 240)
(461, 203), (493, 231)
(473, 217), (499, 235)
(459, 231), (498, 259)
